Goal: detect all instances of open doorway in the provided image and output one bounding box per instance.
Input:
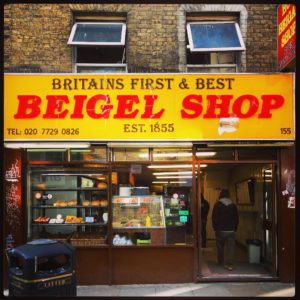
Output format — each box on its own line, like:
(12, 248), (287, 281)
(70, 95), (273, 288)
(198, 163), (277, 279)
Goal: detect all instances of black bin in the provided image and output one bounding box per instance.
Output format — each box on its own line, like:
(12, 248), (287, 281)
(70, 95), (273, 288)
(8, 239), (76, 296)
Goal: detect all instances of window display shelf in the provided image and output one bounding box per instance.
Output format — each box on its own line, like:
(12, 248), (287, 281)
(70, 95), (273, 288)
(29, 170), (109, 245)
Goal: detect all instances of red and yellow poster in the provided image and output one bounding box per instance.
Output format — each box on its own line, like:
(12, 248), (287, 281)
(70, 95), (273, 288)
(4, 73), (294, 141)
(278, 4), (296, 70)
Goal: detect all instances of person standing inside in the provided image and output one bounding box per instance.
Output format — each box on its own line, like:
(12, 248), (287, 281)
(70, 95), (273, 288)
(200, 193), (210, 248)
(212, 189), (239, 271)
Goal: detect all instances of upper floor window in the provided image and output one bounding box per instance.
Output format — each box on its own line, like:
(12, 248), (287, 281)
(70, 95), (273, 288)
(187, 22), (245, 52)
(186, 14), (245, 73)
(68, 15), (127, 73)
(68, 23), (126, 46)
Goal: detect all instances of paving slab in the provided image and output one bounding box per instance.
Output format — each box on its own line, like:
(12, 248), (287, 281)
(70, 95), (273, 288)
(3, 282), (295, 297)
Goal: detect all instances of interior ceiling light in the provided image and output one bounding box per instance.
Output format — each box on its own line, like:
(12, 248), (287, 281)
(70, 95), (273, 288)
(152, 180), (187, 184)
(153, 152), (192, 157)
(140, 151), (216, 158)
(196, 151), (216, 157)
(148, 164), (207, 169)
(4, 142), (91, 149)
(156, 175), (193, 179)
(148, 164), (192, 169)
(153, 171), (193, 176)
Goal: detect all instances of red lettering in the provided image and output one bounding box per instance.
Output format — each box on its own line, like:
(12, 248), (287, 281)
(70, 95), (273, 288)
(42, 95), (69, 119)
(232, 95), (259, 118)
(181, 95), (203, 119)
(86, 95), (113, 119)
(203, 95), (232, 118)
(140, 95), (165, 119)
(258, 95), (285, 118)
(114, 95), (139, 119)
(14, 95), (41, 119)
(70, 95), (87, 119)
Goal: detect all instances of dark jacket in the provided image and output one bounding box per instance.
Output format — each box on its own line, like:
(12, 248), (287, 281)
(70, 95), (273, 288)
(212, 197), (239, 232)
(201, 198), (210, 223)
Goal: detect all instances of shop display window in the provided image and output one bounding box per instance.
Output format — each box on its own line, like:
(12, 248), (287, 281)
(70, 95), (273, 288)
(29, 170), (109, 247)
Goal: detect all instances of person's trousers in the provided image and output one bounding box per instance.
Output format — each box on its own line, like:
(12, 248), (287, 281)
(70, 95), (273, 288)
(215, 231), (236, 265)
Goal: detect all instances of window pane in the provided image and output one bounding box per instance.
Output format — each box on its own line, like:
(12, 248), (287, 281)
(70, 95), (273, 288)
(70, 23), (125, 44)
(188, 23), (244, 51)
(27, 149), (66, 161)
(70, 146), (107, 161)
(153, 148), (192, 161)
(237, 148), (277, 160)
(187, 66), (236, 73)
(77, 65), (127, 73)
(113, 148), (149, 161)
(196, 148), (235, 160)
(76, 47), (124, 64)
(111, 165), (194, 246)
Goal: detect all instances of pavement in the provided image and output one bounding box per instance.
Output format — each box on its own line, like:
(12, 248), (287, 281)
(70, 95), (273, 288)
(3, 282), (295, 297)
(76, 282), (295, 297)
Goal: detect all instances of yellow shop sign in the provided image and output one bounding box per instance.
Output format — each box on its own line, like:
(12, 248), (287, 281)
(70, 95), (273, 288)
(4, 73), (294, 141)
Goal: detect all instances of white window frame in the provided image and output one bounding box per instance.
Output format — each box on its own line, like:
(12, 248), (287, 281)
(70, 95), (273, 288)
(75, 63), (128, 73)
(68, 22), (126, 46)
(186, 21), (245, 52)
(186, 64), (237, 73)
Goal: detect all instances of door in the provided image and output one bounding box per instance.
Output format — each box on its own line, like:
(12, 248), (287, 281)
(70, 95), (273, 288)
(262, 164), (277, 275)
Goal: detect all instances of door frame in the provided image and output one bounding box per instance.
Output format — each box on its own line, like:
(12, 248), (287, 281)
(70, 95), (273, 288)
(192, 150), (279, 282)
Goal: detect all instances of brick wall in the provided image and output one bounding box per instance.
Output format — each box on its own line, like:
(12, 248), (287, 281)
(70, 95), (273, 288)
(244, 4), (278, 72)
(4, 4), (278, 73)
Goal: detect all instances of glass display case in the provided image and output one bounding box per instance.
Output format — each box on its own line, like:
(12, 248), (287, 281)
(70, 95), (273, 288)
(112, 195), (166, 245)
(29, 170), (109, 246)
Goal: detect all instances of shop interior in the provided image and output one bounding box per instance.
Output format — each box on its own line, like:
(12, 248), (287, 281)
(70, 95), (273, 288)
(198, 162), (275, 279)
(26, 145), (277, 280)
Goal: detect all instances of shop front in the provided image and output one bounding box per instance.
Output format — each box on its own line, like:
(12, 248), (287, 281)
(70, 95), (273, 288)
(4, 73), (295, 284)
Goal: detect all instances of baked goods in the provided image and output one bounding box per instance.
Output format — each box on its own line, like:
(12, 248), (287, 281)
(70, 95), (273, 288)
(125, 219), (141, 227)
(91, 200), (101, 206)
(34, 216), (50, 223)
(96, 182), (107, 189)
(53, 200), (67, 207)
(83, 200), (90, 206)
(67, 200), (77, 206)
(112, 222), (122, 227)
(65, 216), (84, 224)
(36, 183), (46, 189)
(99, 200), (108, 207)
